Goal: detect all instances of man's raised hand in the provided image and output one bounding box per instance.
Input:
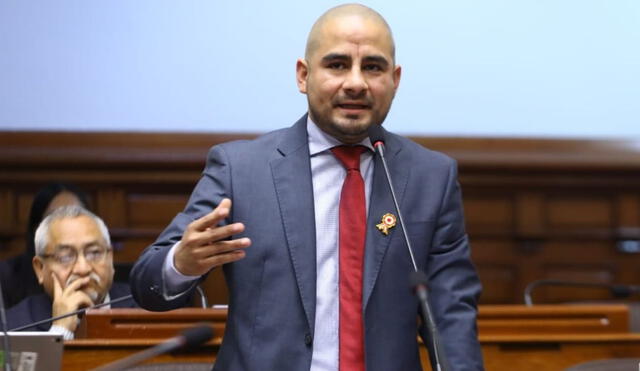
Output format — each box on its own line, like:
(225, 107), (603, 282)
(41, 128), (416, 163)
(174, 198), (251, 276)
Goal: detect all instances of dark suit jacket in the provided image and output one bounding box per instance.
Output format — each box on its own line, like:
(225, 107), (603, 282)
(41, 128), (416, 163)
(131, 116), (483, 371)
(0, 253), (43, 309)
(6, 281), (137, 331)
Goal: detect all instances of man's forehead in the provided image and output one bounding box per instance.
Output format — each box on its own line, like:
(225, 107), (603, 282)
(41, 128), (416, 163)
(51, 215), (93, 231)
(307, 10), (394, 61)
(48, 216), (102, 244)
(314, 18), (392, 56)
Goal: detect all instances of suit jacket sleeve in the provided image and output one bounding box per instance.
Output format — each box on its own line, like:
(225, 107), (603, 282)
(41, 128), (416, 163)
(130, 145), (232, 311)
(421, 160), (484, 371)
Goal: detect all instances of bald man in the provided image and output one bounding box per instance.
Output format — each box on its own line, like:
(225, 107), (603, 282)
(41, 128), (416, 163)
(131, 4), (483, 371)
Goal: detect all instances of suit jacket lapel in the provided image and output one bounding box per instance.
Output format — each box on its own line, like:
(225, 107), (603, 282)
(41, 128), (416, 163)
(363, 130), (409, 309)
(270, 116), (317, 334)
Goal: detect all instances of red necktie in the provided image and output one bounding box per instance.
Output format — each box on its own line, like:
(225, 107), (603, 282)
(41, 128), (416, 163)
(332, 145), (367, 371)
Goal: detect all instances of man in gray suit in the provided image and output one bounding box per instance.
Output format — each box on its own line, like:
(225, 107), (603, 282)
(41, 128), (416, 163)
(131, 4), (483, 371)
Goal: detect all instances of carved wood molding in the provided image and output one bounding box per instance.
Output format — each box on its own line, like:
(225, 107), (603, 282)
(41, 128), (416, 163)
(2, 131), (640, 172)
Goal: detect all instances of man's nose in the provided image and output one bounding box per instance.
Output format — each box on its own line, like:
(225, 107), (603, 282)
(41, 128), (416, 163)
(343, 66), (368, 96)
(72, 253), (92, 275)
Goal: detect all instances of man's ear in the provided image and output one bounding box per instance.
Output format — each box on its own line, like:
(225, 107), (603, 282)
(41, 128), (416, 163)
(392, 64), (402, 91)
(32, 256), (45, 284)
(296, 58), (309, 94)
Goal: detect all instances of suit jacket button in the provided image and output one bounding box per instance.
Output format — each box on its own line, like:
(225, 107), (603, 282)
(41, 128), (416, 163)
(304, 333), (313, 346)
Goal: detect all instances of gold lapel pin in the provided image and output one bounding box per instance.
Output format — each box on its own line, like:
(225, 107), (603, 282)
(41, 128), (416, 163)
(376, 213), (397, 235)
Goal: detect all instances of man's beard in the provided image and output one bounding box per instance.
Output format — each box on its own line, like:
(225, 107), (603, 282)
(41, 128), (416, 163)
(65, 272), (102, 303)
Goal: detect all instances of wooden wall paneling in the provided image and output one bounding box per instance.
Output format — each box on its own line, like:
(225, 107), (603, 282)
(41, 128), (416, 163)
(616, 255), (640, 289)
(515, 193), (545, 237)
(612, 193), (640, 286)
(127, 193), (188, 229)
(0, 189), (15, 237)
(511, 192), (547, 301)
(615, 195), (640, 283)
(0, 189), (18, 256)
(464, 194), (515, 236)
(545, 195), (614, 231)
(539, 262), (617, 303)
(614, 194), (640, 285)
(96, 188), (127, 229)
(3, 132), (640, 305)
(475, 263), (519, 304)
(112, 237), (158, 262)
(542, 240), (615, 261)
(616, 194), (640, 228)
(513, 243), (545, 306)
(0, 189), (42, 258)
(202, 269), (229, 306)
(16, 190), (39, 229)
(471, 239), (520, 304)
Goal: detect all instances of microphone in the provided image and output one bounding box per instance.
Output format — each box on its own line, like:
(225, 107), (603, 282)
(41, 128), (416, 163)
(9, 294), (134, 332)
(524, 279), (640, 306)
(90, 325), (214, 371)
(367, 125), (420, 272)
(368, 125), (450, 371)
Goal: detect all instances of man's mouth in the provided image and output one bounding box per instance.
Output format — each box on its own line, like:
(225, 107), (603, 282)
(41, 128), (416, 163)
(336, 103), (370, 110)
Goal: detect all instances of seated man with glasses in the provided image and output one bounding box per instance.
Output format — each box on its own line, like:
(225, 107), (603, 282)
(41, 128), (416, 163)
(6, 205), (137, 339)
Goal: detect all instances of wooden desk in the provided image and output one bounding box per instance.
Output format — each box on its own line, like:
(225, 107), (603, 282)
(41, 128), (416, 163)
(481, 334), (640, 370)
(66, 305), (640, 371)
(64, 339), (217, 370)
(477, 305), (640, 370)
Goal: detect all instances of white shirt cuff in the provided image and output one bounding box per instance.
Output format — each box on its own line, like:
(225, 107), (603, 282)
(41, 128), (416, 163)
(50, 325), (75, 341)
(162, 241), (200, 299)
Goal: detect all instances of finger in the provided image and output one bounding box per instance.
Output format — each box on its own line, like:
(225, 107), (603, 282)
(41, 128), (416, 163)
(191, 199), (232, 232)
(200, 249), (247, 268)
(52, 273), (64, 299)
(199, 222), (246, 245)
(192, 238), (251, 259)
(68, 291), (95, 310)
(63, 276), (92, 296)
(182, 221), (245, 252)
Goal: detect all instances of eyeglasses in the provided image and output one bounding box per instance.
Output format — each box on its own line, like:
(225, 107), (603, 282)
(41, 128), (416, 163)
(40, 245), (111, 268)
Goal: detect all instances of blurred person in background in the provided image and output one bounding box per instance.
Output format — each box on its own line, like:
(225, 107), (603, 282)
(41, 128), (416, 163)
(5, 205), (137, 339)
(0, 182), (89, 308)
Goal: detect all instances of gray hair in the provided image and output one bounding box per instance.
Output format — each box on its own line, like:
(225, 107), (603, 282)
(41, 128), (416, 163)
(34, 205), (111, 256)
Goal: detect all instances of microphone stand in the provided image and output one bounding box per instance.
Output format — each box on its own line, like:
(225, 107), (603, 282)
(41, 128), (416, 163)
(0, 280), (12, 371)
(524, 279), (640, 306)
(370, 131), (450, 371)
(91, 325), (213, 371)
(195, 285), (209, 308)
(9, 294), (133, 332)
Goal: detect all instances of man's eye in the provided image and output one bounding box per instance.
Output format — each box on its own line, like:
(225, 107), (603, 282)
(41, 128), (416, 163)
(328, 62), (347, 70)
(56, 254), (75, 264)
(86, 249), (104, 260)
(363, 64), (383, 72)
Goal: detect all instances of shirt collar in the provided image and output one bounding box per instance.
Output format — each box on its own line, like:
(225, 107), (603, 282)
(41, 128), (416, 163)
(101, 293), (111, 309)
(306, 115), (374, 156)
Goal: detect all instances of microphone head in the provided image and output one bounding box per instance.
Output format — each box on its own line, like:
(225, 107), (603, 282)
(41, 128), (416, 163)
(367, 124), (385, 148)
(181, 325), (214, 348)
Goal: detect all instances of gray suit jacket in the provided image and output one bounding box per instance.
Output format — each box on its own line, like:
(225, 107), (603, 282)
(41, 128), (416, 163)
(130, 115), (483, 371)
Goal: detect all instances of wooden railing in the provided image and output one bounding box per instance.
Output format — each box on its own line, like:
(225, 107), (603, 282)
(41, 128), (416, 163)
(62, 304), (640, 371)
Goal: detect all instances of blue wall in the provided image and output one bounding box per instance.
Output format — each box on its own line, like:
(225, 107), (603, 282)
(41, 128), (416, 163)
(1, 1), (638, 138)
